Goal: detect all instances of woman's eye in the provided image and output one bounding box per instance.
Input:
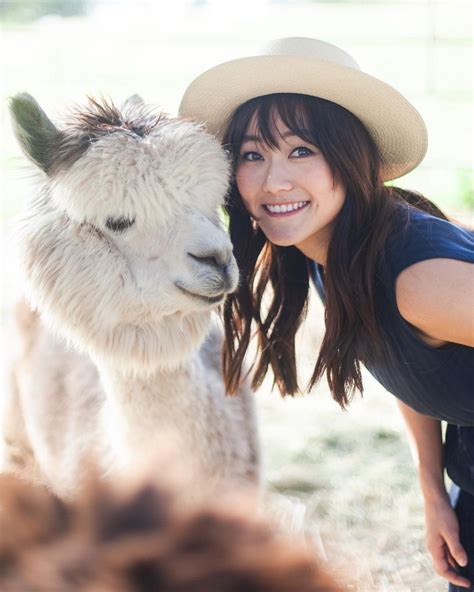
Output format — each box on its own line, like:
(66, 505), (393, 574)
(240, 151), (262, 162)
(105, 217), (135, 232)
(290, 146), (314, 158)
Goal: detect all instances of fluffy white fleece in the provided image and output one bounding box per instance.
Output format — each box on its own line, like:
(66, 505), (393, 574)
(2, 95), (259, 499)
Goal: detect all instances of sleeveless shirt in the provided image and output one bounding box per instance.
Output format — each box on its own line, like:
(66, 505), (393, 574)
(309, 205), (474, 493)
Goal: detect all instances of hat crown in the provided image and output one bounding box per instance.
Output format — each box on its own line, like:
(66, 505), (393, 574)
(179, 36), (427, 181)
(263, 37), (360, 71)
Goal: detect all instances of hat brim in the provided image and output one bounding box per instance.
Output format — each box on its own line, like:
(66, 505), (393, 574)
(179, 55), (427, 181)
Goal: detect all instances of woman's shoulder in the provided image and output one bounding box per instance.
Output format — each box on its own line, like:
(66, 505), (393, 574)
(395, 256), (474, 347)
(384, 203), (474, 278)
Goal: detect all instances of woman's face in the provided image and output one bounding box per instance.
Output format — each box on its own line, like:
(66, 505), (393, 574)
(235, 114), (346, 256)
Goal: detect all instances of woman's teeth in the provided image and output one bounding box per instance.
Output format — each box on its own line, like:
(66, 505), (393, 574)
(264, 201), (309, 214)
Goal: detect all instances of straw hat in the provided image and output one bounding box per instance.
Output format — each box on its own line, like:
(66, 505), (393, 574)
(179, 37), (428, 181)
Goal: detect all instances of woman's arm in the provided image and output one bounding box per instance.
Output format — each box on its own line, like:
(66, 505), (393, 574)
(397, 400), (470, 588)
(396, 258), (474, 347)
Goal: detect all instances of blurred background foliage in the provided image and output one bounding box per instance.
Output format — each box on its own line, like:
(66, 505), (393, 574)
(1, 0), (472, 220)
(0, 0), (89, 22)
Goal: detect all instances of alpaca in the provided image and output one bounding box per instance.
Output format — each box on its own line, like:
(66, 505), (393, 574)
(0, 471), (344, 592)
(1, 94), (259, 498)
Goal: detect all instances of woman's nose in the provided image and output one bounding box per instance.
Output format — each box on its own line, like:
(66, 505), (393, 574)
(262, 162), (294, 194)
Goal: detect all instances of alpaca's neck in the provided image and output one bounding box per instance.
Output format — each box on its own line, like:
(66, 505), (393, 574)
(97, 358), (206, 470)
(99, 359), (197, 423)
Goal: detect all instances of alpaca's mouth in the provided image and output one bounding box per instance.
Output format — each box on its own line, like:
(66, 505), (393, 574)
(175, 283), (225, 305)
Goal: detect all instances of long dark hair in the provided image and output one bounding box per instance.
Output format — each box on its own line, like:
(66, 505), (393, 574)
(222, 93), (447, 407)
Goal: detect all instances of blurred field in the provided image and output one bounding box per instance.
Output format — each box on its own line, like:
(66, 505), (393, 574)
(1, 0), (472, 220)
(1, 2), (472, 590)
(259, 295), (442, 591)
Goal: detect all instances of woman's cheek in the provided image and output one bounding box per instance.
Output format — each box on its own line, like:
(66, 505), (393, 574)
(236, 170), (257, 206)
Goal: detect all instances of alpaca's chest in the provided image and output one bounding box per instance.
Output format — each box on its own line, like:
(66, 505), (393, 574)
(7, 310), (258, 495)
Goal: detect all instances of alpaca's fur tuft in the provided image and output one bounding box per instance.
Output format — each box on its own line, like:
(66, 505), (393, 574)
(2, 94), (259, 498)
(54, 96), (165, 171)
(0, 473), (343, 592)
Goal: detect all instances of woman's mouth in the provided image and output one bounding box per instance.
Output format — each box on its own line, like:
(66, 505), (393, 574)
(262, 201), (309, 217)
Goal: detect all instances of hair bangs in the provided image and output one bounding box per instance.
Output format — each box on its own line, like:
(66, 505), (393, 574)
(225, 94), (320, 155)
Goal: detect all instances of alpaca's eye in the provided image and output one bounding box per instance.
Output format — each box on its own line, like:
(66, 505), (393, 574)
(105, 217), (135, 232)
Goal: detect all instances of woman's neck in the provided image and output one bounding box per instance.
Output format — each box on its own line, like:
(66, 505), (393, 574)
(295, 225), (332, 266)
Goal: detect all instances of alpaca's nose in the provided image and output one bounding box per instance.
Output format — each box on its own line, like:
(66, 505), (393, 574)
(188, 249), (233, 273)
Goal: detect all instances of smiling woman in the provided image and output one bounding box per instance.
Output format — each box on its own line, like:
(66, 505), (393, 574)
(232, 96), (346, 256)
(180, 37), (474, 591)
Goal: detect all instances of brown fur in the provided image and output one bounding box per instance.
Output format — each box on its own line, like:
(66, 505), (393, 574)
(53, 97), (164, 172)
(0, 474), (343, 592)
(64, 96), (163, 139)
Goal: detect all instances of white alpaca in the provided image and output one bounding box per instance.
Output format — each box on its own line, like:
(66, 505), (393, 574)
(2, 94), (259, 499)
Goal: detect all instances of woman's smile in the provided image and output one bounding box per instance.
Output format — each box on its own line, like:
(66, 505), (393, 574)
(262, 200), (310, 216)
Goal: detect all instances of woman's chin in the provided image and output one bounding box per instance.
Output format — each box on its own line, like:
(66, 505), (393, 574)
(263, 231), (302, 248)
(270, 238), (297, 248)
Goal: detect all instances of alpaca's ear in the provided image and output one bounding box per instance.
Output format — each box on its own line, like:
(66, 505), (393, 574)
(121, 94), (145, 111)
(9, 93), (61, 174)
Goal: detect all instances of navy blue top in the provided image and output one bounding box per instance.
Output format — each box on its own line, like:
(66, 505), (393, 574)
(309, 205), (474, 492)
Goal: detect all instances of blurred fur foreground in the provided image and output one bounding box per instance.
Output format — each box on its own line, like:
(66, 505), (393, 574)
(0, 471), (344, 592)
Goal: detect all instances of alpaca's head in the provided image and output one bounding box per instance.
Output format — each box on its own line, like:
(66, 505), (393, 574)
(10, 94), (237, 371)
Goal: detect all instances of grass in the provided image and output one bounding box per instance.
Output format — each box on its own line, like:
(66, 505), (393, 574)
(256, 297), (445, 590)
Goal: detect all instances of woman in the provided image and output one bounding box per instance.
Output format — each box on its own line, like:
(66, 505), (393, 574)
(179, 37), (474, 590)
